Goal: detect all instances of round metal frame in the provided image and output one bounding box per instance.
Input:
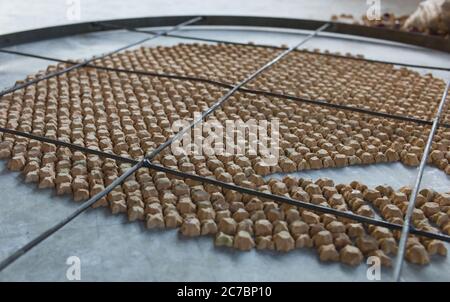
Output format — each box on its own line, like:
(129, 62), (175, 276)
(0, 15), (449, 52)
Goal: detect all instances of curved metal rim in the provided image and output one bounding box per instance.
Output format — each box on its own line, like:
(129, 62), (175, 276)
(0, 15), (449, 53)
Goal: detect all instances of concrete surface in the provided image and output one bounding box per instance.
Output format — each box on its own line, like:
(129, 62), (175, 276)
(0, 0), (450, 282)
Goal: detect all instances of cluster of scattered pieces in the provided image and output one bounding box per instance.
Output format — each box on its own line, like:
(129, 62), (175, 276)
(332, 13), (408, 31)
(0, 43), (449, 267)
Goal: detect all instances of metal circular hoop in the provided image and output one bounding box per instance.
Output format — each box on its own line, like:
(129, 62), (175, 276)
(0, 15), (449, 52)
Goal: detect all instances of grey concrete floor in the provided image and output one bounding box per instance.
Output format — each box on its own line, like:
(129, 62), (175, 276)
(0, 1), (450, 282)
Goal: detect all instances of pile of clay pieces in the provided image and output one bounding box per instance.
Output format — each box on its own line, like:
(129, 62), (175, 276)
(0, 43), (449, 267)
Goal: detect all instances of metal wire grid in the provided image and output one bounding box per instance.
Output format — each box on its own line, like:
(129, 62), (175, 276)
(0, 17), (449, 281)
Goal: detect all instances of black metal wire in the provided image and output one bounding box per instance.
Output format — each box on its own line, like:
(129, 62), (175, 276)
(300, 50), (450, 72)
(0, 49), (72, 64)
(393, 80), (450, 281)
(0, 126), (137, 164)
(94, 21), (450, 72)
(0, 159), (144, 272)
(84, 66), (450, 129)
(1, 48), (447, 129)
(0, 125), (448, 244)
(0, 16), (202, 98)
(144, 160), (450, 242)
